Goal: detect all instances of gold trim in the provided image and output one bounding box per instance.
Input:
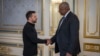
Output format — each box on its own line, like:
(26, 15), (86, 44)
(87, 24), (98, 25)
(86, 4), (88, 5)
(98, 0), (100, 37)
(49, 45), (55, 56)
(84, 43), (100, 52)
(0, 45), (14, 56)
(0, 37), (21, 41)
(0, 28), (22, 34)
(0, 44), (44, 56)
(52, 3), (55, 35)
(84, 0), (86, 38)
(0, 42), (23, 48)
(38, 45), (44, 56)
(41, 0), (44, 35)
(49, 0), (63, 36)
(87, 0), (99, 35)
(77, 0), (79, 16)
(84, 0), (100, 38)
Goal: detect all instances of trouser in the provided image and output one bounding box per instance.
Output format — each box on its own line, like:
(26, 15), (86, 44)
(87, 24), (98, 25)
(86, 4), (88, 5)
(72, 55), (77, 56)
(60, 52), (77, 56)
(33, 55), (37, 56)
(60, 54), (77, 56)
(23, 55), (37, 56)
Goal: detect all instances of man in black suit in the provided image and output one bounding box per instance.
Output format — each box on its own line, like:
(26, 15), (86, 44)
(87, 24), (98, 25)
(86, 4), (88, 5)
(50, 2), (81, 56)
(22, 11), (49, 56)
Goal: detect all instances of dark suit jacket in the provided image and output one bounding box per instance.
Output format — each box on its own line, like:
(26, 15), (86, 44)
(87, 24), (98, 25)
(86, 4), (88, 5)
(51, 12), (81, 55)
(23, 22), (46, 56)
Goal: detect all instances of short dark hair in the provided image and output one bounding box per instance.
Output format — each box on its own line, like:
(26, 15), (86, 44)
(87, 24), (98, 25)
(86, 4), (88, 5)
(26, 11), (36, 20)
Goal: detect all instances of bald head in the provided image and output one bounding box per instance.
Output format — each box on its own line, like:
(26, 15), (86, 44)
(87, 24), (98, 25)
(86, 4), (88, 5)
(59, 2), (70, 15)
(59, 2), (70, 9)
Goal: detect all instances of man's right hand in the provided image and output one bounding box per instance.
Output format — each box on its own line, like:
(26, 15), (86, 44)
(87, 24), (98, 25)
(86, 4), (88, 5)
(46, 39), (52, 45)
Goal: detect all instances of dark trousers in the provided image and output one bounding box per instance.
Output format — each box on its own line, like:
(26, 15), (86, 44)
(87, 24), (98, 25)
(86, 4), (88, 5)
(60, 52), (77, 56)
(24, 55), (37, 56)
(33, 55), (37, 56)
(72, 55), (77, 56)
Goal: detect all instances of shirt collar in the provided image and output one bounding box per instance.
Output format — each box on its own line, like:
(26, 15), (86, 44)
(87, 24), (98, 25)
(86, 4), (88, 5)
(64, 10), (70, 18)
(27, 22), (35, 27)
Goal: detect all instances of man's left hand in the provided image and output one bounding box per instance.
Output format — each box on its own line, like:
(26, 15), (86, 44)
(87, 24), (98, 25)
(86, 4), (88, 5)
(66, 53), (72, 56)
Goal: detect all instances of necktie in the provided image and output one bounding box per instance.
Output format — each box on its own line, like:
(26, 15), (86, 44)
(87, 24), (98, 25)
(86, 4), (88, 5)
(58, 17), (65, 30)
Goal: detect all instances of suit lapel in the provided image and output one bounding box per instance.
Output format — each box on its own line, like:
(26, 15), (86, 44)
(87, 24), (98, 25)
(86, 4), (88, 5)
(56, 12), (72, 33)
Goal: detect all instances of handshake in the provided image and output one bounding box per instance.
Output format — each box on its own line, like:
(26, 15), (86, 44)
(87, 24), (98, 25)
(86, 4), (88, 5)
(46, 39), (52, 45)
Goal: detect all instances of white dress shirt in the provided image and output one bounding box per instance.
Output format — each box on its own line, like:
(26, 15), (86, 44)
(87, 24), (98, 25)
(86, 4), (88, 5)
(58, 10), (71, 29)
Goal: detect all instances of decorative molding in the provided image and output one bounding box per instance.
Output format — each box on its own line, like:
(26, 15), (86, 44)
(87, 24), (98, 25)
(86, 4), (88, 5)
(0, 28), (22, 34)
(76, 0), (79, 15)
(86, 0), (99, 35)
(0, 0), (44, 35)
(99, 0), (100, 37)
(84, 43), (100, 52)
(50, 0), (72, 36)
(49, 2), (62, 36)
(84, 0), (100, 38)
(38, 45), (44, 56)
(49, 46), (55, 56)
(0, 45), (17, 56)
(0, 42), (44, 56)
(0, 42), (23, 48)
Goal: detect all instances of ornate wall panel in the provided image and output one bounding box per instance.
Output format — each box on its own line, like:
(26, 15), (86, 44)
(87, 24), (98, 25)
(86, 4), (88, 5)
(84, 0), (100, 38)
(84, 43), (100, 52)
(0, 42), (44, 56)
(49, 1), (62, 35)
(49, 46), (55, 56)
(49, 0), (75, 35)
(0, 0), (44, 35)
(38, 45), (44, 56)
